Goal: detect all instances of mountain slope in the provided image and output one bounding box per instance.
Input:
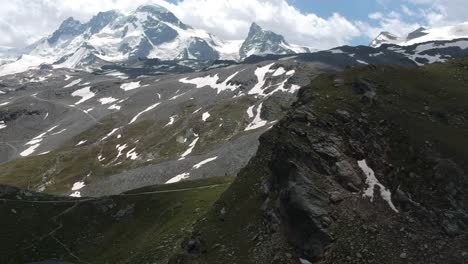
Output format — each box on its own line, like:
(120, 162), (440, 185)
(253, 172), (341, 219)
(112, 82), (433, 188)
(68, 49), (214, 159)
(169, 59), (468, 264)
(2, 40), (468, 197)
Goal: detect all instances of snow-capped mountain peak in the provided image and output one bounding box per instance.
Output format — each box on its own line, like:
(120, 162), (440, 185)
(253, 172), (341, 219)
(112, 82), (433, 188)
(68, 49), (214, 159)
(239, 22), (310, 59)
(370, 31), (401, 48)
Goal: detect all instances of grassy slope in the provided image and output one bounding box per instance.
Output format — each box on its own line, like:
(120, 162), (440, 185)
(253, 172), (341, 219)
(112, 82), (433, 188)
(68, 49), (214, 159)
(0, 177), (233, 264)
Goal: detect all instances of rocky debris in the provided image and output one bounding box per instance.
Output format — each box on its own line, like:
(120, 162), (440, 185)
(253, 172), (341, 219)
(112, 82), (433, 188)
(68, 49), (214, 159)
(0, 109), (41, 122)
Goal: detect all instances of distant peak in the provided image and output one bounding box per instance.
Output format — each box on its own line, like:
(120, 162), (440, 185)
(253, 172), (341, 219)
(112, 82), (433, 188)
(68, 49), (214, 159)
(406, 27), (428, 41)
(48, 17), (85, 44)
(379, 31), (398, 39)
(136, 4), (170, 14)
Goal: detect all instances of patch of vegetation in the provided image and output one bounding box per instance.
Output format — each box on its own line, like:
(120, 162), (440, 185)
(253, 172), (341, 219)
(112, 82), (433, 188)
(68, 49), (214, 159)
(0, 177), (233, 264)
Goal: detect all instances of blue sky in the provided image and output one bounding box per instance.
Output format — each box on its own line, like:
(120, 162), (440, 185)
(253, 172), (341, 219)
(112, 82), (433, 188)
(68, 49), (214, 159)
(278, 0), (430, 45)
(1, 0), (467, 49)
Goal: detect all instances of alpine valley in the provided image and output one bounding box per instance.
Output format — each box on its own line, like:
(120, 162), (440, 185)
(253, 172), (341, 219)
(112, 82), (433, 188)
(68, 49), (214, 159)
(0, 4), (467, 264)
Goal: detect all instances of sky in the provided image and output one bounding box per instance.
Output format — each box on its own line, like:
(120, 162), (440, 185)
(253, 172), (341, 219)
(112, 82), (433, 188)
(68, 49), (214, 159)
(1, 0), (468, 50)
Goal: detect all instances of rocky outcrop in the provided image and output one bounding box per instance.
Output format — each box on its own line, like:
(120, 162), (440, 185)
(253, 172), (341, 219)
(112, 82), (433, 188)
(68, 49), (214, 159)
(170, 59), (468, 264)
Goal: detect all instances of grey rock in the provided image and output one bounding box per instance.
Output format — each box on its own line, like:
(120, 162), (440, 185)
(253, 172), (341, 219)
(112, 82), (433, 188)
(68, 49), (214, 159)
(335, 160), (363, 189)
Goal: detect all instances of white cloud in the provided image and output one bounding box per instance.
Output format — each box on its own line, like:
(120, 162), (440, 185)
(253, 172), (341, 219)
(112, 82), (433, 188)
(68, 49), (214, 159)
(369, 12), (384, 20)
(359, 11), (421, 40)
(0, 0), (361, 50)
(407, 0), (468, 26)
(401, 5), (416, 16)
(164, 0), (361, 49)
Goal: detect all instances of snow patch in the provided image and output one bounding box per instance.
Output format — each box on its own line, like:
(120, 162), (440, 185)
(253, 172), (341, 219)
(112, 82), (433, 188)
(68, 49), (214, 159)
(71, 86), (95, 105)
(51, 129), (66, 135)
(71, 181), (85, 191)
(120, 81), (141, 91)
(179, 71), (242, 94)
(246, 105), (255, 118)
(245, 103), (268, 131)
(179, 137), (199, 160)
(0, 121), (6, 130)
(272, 67), (286, 76)
(192, 156), (218, 169)
(115, 144), (128, 160)
(289, 84), (301, 93)
(64, 78), (82, 88)
(248, 63), (275, 95)
(108, 104), (121, 110)
(202, 112), (210, 122)
(106, 71), (128, 79)
(165, 115), (177, 127)
(129, 102), (160, 124)
(126, 148), (138, 160)
(76, 140), (87, 146)
(99, 97), (118, 105)
(20, 125), (58, 156)
(20, 144), (40, 157)
(358, 159), (398, 213)
(102, 128), (120, 141)
(166, 172), (190, 184)
(70, 191), (81, 197)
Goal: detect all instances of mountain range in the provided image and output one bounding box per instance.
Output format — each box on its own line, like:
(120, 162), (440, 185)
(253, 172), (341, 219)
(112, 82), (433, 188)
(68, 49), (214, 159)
(370, 21), (468, 47)
(0, 4), (309, 76)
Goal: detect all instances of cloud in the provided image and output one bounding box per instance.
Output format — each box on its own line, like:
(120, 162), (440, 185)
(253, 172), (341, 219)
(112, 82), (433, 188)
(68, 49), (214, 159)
(358, 11), (421, 40)
(401, 5), (416, 16)
(165, 0), (362, 49)
(407, 0), (468, 26)
(0, 0), (362, 50)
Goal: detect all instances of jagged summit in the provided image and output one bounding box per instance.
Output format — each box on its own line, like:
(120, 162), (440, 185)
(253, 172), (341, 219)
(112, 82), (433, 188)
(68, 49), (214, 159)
(239, 22), (309, 59)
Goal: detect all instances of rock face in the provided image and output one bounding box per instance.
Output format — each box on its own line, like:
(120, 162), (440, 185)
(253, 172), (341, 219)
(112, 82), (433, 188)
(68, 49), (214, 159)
(169, 59), (468, 264)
